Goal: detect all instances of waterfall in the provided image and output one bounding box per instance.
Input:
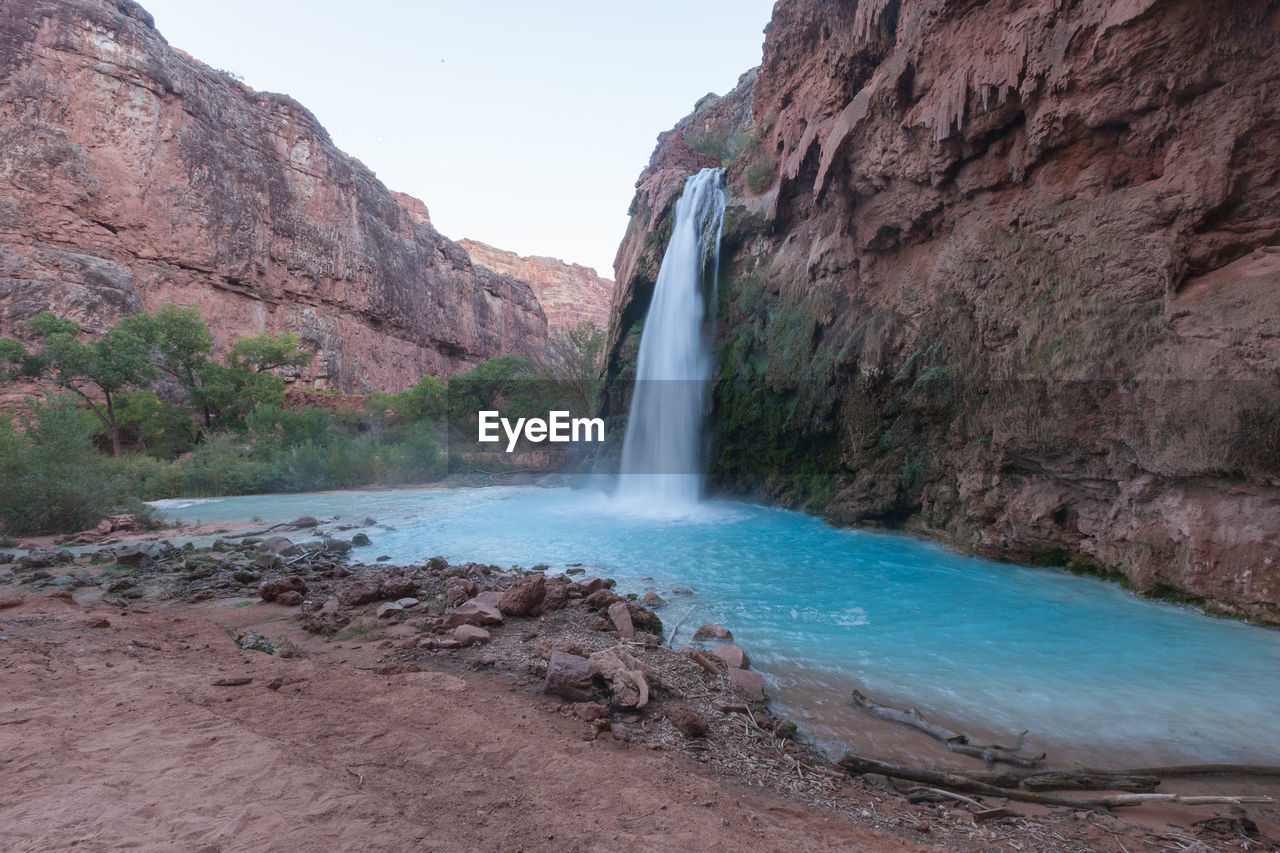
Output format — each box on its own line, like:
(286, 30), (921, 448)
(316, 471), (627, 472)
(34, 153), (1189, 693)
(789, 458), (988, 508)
(617, 167), (726, 507)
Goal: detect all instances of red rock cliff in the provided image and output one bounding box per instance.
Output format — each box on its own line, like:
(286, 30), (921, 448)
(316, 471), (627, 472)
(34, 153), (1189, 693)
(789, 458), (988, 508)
(608, 1), (1280, 619)
(458, 239), (614, 333)
(0, 0), (547, 391)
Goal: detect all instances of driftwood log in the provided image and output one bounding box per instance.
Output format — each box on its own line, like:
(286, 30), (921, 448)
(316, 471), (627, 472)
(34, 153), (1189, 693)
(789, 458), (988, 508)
(839, 755), (1275, 810)
(850, 689), (1046, 768)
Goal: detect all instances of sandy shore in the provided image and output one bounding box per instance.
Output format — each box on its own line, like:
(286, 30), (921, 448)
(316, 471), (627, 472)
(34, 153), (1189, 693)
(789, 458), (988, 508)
(2, 544), (1277, 852)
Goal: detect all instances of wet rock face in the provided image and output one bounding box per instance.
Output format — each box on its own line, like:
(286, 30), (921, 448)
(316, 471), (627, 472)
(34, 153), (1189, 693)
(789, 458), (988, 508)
(0, 0), (547, 391)
(607, 0), (1280, 619)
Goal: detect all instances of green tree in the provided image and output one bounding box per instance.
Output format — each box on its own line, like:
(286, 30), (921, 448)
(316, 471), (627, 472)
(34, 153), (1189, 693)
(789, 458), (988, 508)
(229, 331), (313, 373)
(2, 313), (157, 456)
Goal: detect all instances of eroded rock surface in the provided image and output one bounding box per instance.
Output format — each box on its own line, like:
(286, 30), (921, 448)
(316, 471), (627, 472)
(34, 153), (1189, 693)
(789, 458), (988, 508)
(606, 0), (1280, 619)
(0, 0), (547, 391)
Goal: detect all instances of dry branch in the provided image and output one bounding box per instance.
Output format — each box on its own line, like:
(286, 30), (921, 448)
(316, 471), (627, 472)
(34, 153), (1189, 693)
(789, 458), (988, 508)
(849, 689), (1045, 768)
(839, 755), (1275, 811)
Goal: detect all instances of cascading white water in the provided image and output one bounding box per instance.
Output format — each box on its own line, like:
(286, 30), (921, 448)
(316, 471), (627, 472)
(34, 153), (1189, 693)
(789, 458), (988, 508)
(617, 167), (726, 507)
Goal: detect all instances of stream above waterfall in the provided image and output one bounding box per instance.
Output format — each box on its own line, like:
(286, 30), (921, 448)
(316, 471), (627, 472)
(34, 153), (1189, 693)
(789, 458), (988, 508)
(154, 483), (1280, 767)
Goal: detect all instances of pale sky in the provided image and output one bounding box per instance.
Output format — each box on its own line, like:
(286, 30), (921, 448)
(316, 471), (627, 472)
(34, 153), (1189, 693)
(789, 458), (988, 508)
(138, 1), (777, 278)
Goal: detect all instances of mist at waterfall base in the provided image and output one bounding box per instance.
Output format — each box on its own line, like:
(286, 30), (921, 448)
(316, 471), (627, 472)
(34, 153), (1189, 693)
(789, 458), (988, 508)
(156, 485), (1280, 765)
(617, 168), (725, 509)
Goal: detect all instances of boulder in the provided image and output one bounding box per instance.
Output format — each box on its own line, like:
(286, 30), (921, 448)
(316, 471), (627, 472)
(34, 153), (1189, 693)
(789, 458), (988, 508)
(538, 637), (584, 660)
(289, 516), (319, 528)
(351, 532), (371, 547)
(543, 651), (594, 702)
(540, 576), (573, 612)
(665, 701), (710, 737)
(258, 575), (308, 602)
(576, 576), (611, 594)
(626, 602), (662, 632)
(711, 644), (748, 669)
(396, 597), (420, 609)
(276, 590), (304, 607)
(376, 601), (404, 619)
(379, 576), (417, 599)
(444, 597), (504, 628)
(584, 589), (623, 611)
(322, 538), (353, 554)
(693, 624), (733, 640)
(256, 536), (299, 557)
(338, 579), (382, 606)
(499, 573), (546, 616)
(607, 601), (635, 638)
(728, 668), (765, 702)
(452, 624), (491, 645)
(641, 592), (667, 608)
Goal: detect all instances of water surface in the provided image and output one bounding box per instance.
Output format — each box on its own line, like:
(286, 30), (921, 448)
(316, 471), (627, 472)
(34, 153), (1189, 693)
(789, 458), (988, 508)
(155, 484), (1280, 766)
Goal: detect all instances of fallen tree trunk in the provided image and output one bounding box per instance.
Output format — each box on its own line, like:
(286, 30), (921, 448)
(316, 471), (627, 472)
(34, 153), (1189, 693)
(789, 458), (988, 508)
(950, 769), (1160, 793)
(838, 755), (1274, 810)
(850, 689), (1045, 768)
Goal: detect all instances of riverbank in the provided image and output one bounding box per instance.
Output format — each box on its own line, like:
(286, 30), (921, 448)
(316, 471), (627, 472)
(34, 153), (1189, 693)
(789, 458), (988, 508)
(2, 539), (1276, 851)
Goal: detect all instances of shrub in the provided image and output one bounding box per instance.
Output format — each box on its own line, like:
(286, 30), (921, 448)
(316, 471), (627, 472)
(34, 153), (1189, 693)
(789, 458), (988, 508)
(0, 395), (153, 535)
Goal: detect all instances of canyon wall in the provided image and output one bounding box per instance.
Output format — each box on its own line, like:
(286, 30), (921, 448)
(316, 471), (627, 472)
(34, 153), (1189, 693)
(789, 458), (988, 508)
(607, 0), (1280, 620)
(0, 0), (547, 392)
(459, 239), (614, 334)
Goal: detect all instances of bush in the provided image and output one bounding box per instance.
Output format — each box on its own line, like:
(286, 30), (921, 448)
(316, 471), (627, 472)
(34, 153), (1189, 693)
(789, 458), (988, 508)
(0, 395), (153, 535)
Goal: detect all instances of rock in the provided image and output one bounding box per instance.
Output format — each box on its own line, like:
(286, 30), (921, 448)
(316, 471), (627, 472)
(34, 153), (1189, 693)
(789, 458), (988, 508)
(576, 576), (610, 594)
(275, 590), (304, 607)
(633, 631), (663, 647)
(498, 573), (546, 617)
(252, 553), (282, 571)
(641, 592), (667, 608)
(671, 586), (693, 595)
(114, 543), (157, 566)
(0, 595), (23, 609)
(712, 699), (749, 714)
(290, 516), (319, 528)
(444, 597), (504, 628)
(538, 637), (584, 659)
(322, 538), (352, 554)
(379, 576), (418, 599)
(626, 603), (662, 632)
(452, 624), (491, 645)
(376, 601), (404, 619)
(232, 569), (261, 585)
(584, 589), (623, 611)
(693, 624), (732, 640)
(458, 239), (613, 334)
(376, 663), (422, 675)
(711, 644), (748, 669)
(570, 701), (611, 722)
(665, 701), (710, 737)
(540, 577), (572, 612)
(257, 536), (299, 557)
(351, 533), (371, 547)
(728, 668), (765, 702)
(258, 576), (308, 602)
(543, 651), (595, 702)
(607, 601), (635, 638)
(396, 597), (420, 609)
(338, 580), (382, 606)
